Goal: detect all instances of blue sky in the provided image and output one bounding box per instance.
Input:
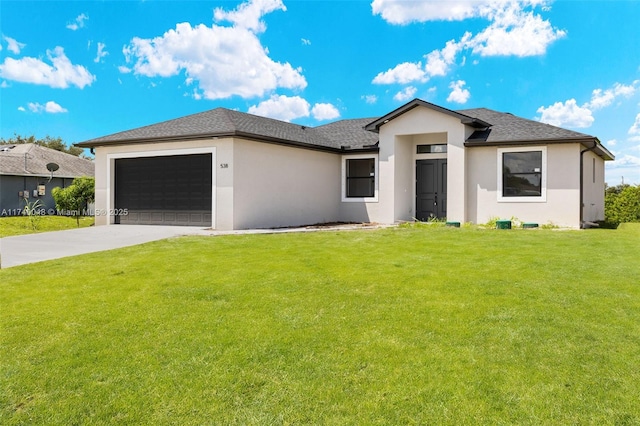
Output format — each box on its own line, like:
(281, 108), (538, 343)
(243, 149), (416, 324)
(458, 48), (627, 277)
(1, 0), (639, 184)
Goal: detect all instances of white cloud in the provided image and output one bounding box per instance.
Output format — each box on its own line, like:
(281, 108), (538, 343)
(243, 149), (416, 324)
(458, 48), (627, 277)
(27, 101), (68, 114)
(371, 1), (565, 89)
(467, 3), (566, 57)
(536, 99), (594, 128)
(0, 46), (95, 89)
(606, 154), (640, 185)
(607, 154), (640, 168)
(123, 0), (306, 100)
(607, 139), (617, 147)
(372, 61), (426, 85)
(17, 106), (25, 112)
(424, 37), (466, 77)
(301, 38), (311, 45)
(536, 81), (639, 130)
(248, 94), (310, 122)
(362, 94), (378, 104)
(214, 0), (286, 33)
(311, 103), (340, 121)
(371, 0), (489, 24)
(67, 13), (88, 31)
(94, 42), (108, 63)
(393, 86), (417, 102)
(118, 65), (132, 74)
(447, 80), (470, 104)
(629, 113), (640, 135)
(587, 81), (638, 110)
(3, 36), (26, 54)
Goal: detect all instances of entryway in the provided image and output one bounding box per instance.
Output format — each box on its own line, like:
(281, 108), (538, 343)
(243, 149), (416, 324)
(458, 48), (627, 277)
(416, 159), (447, 221)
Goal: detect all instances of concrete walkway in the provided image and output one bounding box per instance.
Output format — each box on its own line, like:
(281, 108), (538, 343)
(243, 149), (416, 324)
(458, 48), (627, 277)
(0, 223), (388, 268)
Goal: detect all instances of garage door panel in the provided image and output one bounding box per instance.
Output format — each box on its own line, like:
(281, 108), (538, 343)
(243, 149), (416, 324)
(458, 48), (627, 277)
(115, 153), (212, 226)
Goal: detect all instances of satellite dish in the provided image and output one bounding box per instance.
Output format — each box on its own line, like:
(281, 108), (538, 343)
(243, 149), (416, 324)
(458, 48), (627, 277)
(46, 162), (59, 182)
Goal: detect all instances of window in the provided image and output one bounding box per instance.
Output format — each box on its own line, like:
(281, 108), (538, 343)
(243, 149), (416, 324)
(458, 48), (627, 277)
(417, 144), (447, 154)
(497, 147), (546, 202)
(342, 155), (378, 202)
(346, 158), (375, 197)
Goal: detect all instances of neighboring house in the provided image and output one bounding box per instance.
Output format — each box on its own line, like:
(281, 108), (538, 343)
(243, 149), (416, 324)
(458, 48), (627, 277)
(76, 98), (613, 229)
(0, 143), (95, 215)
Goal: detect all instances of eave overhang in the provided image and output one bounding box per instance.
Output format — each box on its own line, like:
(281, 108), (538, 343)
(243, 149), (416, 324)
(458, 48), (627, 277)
(464, 136), (615, 161)
(75, 131), (379, 155)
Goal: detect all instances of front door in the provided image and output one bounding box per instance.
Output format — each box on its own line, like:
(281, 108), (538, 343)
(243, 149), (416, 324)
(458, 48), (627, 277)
(416, 159), (447, 221)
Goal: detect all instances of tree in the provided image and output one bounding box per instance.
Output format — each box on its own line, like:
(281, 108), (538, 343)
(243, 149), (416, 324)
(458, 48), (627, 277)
(51, 177), (95, 227)
(605, 184), (640, 227)
(0, 134), (85, 157)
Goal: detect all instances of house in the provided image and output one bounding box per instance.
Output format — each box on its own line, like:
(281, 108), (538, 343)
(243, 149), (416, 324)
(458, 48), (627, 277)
(0, 143), (95, 216)
(76, 99), (613, 229)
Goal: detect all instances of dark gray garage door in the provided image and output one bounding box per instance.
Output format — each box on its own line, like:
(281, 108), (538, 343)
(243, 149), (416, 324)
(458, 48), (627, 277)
(114, 154), (212, 226)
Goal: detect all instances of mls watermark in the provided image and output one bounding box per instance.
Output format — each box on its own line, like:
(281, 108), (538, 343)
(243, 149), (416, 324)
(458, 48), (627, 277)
(1, 208), (129, 217)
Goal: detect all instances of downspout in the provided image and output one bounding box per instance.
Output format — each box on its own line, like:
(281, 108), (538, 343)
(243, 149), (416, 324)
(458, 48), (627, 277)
(579, 141), (598, 228)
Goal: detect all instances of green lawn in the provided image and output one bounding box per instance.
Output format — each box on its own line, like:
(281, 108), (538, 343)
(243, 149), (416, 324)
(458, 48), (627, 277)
(1, 225), (639, 424)
(0, 216), (95, 238)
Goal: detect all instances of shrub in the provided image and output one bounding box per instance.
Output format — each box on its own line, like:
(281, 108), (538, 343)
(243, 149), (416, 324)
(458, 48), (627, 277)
(605, 184), (640, 227)
(52, 177), (95, 227)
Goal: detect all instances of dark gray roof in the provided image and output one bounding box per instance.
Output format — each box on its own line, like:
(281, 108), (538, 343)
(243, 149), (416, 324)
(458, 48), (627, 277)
(0, 144), (95, 178)
(459, 108), (613, 160)
(77, 108), (378, 152)
(461, 108), (592, 142)
(314, 118), (379, 149)
(76, 100), (612, 160)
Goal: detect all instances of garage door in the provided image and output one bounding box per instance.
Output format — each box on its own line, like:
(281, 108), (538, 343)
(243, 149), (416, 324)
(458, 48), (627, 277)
(114, 154), (212, 226)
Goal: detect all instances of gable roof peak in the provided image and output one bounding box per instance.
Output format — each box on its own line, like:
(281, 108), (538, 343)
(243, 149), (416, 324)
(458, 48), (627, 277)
(364, 98), (491, 132)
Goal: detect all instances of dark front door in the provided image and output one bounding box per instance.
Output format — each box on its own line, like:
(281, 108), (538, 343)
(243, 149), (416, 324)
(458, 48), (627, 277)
(416, 159), (447, 221)
(114, 154), (212, 226)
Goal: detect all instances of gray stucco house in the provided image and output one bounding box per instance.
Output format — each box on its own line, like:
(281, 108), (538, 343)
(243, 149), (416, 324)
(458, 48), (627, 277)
(77, 98), (613, 229)
(0, 143), (95, 216)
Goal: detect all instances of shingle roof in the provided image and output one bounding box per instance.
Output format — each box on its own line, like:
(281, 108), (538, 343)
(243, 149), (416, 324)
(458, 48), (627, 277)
(0, 144), (95, 178)
(76, 101), (612, 159)
(314, 118), (379, 149)
(459, 108), (613, 160)
(77, 108), (379, 152)
(460, 108), (594, 143)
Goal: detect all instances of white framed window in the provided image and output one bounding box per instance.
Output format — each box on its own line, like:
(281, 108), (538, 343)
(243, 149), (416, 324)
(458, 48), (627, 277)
(341, 154), (378, 202)
(497, 146), (547, 202)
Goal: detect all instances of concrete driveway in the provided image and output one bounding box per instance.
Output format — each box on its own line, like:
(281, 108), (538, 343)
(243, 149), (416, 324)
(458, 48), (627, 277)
(1, 223), (389, 268)
(0, 225), (212, 268)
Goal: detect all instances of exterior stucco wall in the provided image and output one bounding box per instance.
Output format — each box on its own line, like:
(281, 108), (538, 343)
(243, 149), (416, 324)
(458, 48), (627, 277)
(232, 139), (340, 229)
(582, 150), (605, 222)
(93, 138), (232, 228)
(376, 107), (467, 224)
(467, 143), (582, 228)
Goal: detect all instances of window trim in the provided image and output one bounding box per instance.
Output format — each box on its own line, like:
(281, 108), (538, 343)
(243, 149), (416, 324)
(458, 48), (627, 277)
(497, 146), (547, 203)
(341, 154), (379, 202)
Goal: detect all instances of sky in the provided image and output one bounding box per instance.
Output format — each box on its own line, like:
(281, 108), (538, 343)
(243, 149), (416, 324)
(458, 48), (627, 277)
(1, 0), (639, 185)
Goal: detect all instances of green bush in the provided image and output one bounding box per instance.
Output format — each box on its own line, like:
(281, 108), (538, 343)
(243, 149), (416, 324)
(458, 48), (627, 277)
(605, 184), (640, 227)
(52, 176), (95, 227)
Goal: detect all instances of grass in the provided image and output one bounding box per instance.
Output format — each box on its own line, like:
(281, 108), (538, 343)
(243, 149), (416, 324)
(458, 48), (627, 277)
(1, 224), (640, 424)
(0, 216), (94, 238)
